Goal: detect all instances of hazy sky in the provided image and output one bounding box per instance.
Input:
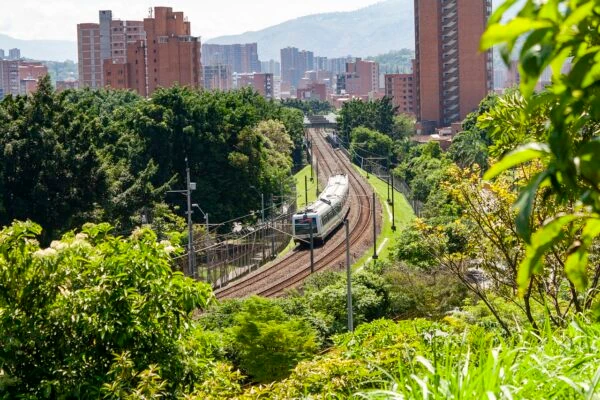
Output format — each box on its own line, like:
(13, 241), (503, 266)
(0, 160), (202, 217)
(0, 0), (384, 42)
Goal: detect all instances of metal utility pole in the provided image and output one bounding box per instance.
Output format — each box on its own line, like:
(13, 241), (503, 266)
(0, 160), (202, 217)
(261, 192), (265, 225)
(372, 192), (378, 260)
(305, 175), (308, 209)
(391, 173), (396, 231)
(316, 159), (319, 197)
(386, 158), (391, 203)
(310, 150), (314, 182)
(185, 160), (196, 277)
(345, 219), (353, 332)
(193, 203), (210, 282)
(205, 212), (209, 282)
(270, 194), (275, 258)
(261, 192), (265, 261)
(309, 217), (314, 273)
(387, 174), (391, 203)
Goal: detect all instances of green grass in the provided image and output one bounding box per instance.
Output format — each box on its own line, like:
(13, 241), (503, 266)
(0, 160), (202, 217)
(352, 165), (415, 269)
(294, 164), (320, 209)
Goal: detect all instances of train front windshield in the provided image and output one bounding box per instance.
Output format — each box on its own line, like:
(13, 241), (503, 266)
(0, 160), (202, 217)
(294, 216), (318, 235)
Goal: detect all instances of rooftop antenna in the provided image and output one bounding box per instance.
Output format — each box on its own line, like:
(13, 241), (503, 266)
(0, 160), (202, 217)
(148, 7), (153, 18)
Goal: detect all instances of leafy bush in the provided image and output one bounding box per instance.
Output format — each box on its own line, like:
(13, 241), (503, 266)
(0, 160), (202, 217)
(226, 297), (318, 383)
(0, 221), (213, 397)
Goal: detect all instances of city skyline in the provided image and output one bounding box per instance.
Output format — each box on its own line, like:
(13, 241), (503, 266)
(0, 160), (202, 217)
(0, 0), (383, 42)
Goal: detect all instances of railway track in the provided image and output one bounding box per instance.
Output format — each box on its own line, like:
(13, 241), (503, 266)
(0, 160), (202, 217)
(214, 128), (381, 298)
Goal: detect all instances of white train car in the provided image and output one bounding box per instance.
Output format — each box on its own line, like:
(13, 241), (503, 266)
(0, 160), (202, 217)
(292, 174), (349, 244)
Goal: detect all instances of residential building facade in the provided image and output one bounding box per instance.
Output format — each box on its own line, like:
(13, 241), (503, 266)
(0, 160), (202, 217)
(414, 0), (493, 131)
(0, 60), (48, 97)
(235, 72), (273, 100)
(385, 73), (416, 116)
(77, 22), (102, 88)
(202, 43), (260, 73)
(203, 64), (233, 91)
(78, 7), (202, 96)
(336, 58), (380, 98)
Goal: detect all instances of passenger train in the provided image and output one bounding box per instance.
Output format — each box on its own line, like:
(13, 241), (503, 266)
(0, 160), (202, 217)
(292, 174), (349, 244)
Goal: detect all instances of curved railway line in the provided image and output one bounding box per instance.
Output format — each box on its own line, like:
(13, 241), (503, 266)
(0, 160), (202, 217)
(214, 128), (381, 298)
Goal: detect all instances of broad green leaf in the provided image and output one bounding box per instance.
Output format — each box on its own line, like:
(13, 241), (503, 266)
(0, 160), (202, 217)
(565, 246), (589, 291)
(481, 18), (554, 51)
(487, 0), (519, 26)
(518, 214), (579, 294)
(576, 139), (600, 185)
(563, 2), (595, 31)
(565, 218), (600, 291)
(484, 143), (551, 180)
(538, 0), (560, 22)
(514, 171), (551, 243)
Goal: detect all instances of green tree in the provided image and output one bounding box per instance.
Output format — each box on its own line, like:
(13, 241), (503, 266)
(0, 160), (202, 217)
(0, 221), (213, 397)
(392, 113), (415, 140)
(0, 77), (107, 243)
(338, 97), (397, 141)
(481, 0), (600, 299)
(350, 126), (394, 165)
(280, 98), (334, 116)
(226, 296), (317, 383)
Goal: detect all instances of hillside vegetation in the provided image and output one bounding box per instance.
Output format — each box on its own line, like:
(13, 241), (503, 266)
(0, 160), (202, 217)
(3, 0), (600, 397)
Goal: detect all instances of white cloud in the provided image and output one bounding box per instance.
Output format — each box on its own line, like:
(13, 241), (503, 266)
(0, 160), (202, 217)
(0, 0), (384, 41)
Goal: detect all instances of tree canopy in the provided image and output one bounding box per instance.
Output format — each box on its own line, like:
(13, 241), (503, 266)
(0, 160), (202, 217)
(0, 81), (305, 242)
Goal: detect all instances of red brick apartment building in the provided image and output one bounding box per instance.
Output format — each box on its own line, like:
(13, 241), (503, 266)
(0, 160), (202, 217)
(78, 7), (202, 96)
(385, 73), (416, 116)
(0, 60), (48, 98)
(414, 0), (493, 133)
(235, 73), (274, 100)
(297, 82), (327, 101)
(336, 58), (380, 98)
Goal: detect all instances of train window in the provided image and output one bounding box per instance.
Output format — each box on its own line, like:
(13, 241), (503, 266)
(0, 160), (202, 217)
(294, 217), (318, 235)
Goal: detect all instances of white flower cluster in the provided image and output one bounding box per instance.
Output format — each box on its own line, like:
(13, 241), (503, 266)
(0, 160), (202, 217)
(33, 247), (58, 258)
(160, 240), (176, 254)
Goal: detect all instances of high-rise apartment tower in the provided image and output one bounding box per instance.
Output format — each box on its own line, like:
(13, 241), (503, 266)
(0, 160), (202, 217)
(414, 0), (493, 131)
(202, 43), (260, 73)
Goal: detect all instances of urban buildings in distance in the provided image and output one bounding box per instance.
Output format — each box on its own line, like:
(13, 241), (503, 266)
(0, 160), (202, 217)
(0, 48), (49, 99)
(203, 64), (233, 91)
(336, 58), (380, 99)
(78, 7), (202, 96)
(202, 43), (260, 74)
(234, 73), (274, 100)
(0, 48), (21, 60)
(414, 0), (494, 133)
(280, 47), (315, 91)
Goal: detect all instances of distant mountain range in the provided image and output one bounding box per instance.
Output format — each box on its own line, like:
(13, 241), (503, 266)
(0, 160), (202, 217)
(0, 34), (76, 62)
(206, 0), (414, 61)
(0, 0), (412, 63)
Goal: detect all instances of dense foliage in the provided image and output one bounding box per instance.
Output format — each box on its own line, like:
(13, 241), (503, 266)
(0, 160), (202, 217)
(0, 80), (304, 242)
(280, 98), (334, 116)
(337, 97), (397, 141)
(0, 221), (213, 397)
(4, 1), (600, 397)
(480, 0), (600, 298)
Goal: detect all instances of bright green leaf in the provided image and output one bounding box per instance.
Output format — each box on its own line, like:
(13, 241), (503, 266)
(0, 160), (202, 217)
(484, 143), (551, 180)
(565, 218), (600, 291)
(481, 18), (554, 51)
(514, 171), (551, 243)
(518, 214), (579, 294)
